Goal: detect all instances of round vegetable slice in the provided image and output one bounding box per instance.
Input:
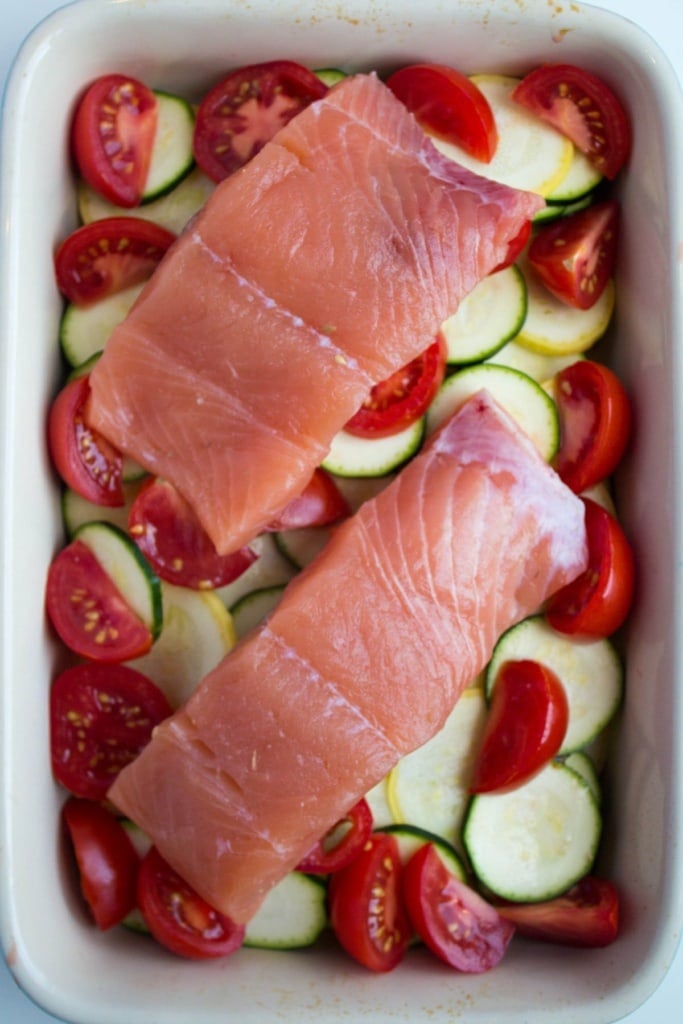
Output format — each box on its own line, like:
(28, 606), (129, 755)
(470, 659), (569, 794)
(128, 477), (257, 590)
(528, 201), (619, 310)
(344, 337), (447, 439)
(402, 843), (515, 972)
(51, 662), (172, 800)
(495, 875), (619, 947)
(512, 64), (631, 180)
(328, 832), (410, 972)
(71, 73), (158, 207)
(62, 797), (140, 930)
(54, 217), (176, 306)
(137, 846), (246, 959)
(545, 497), (635, 638)
(296, 798), (373, 874)
(386, 63), (497, 162)
(48, 374), (124, 507)
(193, 60), (328, 181)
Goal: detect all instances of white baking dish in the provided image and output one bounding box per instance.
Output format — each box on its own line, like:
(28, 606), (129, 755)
(1, 1), (682, 1021)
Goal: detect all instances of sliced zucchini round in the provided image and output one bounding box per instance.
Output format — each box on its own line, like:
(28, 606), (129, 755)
(430, 74), (574, 197)
(379, 823), (466, 881)
(363, 776), (395, 830)
(322, 417), (424, 477)
(128, 580), (237, 708)
(60, 283), (144, 367)
(563, 751), (601, 804)
(275, 526), (331, 569)
(78, 165), (215, 235)
(243, 872), (327, 950)
(230, 584), (287, 637)
(215, 532), (297, 610)
(426, 363), (559, 462)
(74, 521), (162, 640)
(486, 338), (584, 384)
(143, 91), (196, 203)
(62, 479), (145, 538)
(463, 760), (601, 902)
(440, 264), (527, 365)
(314, 68), (348, 86)
(544, 148), (603, 204)
(486, 615), (623, 753)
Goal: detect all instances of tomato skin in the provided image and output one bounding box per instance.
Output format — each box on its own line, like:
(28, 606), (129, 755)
(402, 843), (515, 972)
(137, 847), (246, 959)
(512, 64), (631, 180)
(51, 662), (172, 800)
(48, 375), (124, 507)
(328, 833), (410, 972)
(493, 218), (532, 273)
(528, 201), (619, 310)
(345, 337), (447, 439)
(545, 498), (635, 638)
(469, 660), (569, 794)
(55, 217), (176, 306)
(553, 360), (631, 494)
(71, 74), (158, 207)
(496, 876), (619, 947)
(62, 797), (140, 930)
(45, 539), (155, 663)
(193, 60), (328, 182)
(266, 468), (350, 531)
(386, 64), (497, 162)
(296, 798), (373, 874)
(128, 477), (256, 589)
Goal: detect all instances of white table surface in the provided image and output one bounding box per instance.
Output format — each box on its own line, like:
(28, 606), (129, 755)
(2, 1), (682, 1021)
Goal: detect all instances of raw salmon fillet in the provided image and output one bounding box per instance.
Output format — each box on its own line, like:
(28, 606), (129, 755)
(87, 73), (543, 555)
(108, 392), (588, 924)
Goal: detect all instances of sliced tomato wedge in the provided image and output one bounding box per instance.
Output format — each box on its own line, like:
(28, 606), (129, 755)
(528, 201), (619, 310)
(48, 374), (124, 507)
(470, 660), (569, 794)
(62, 797), (140, 930)
(328, 832), (410, 972)
(128, 477), (256, 589)
(193, 60), (328, 182)
(493, 218), (532, 273)
(296, 798), (373, 874)
(71, 73), (158, 207)
(46, 539), (154, 662)
(137, 846), (245, 959)
(266, 468), (350, 532)
(386, 63), (498, 162)
(545, 497), (635, 638)
(344, 337), (447, 439)
(511, 64), (631, 180)
(55, 217), (176, 306)
(495, 876), (619, 947)
(553, 359), (631, 494)
(402, 843), (515, 972)
(51, 662), (172, 800)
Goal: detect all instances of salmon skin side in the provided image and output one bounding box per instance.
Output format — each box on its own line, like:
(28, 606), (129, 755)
(87, 72), (544, 556)
(108, 392), (588, 926)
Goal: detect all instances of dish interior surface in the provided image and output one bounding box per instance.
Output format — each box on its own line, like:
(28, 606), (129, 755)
(1, 1), (682, 1022)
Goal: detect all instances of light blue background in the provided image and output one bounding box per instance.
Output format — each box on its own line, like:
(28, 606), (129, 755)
(1, 1), (681, 1021)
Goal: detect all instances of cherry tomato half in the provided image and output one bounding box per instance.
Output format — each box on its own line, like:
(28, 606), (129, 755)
(55, 217), (176, 306)
(328, 832), (410, 972)
(193, 60), (328, 182)
(545, 498), (635, 638)
(46, 539), (155, 663)
(344, 337), (447, 439)
(493, 218), (532, 274)
(386, 64), (498, 162)
(512, 64), (631, 180)
(51, 662), (172, 800)
(62, 797), (140, 930)
(296, 798), (373, 874)
(71, 73), (158, 207)
(137, 846), (246, 959)
(528, 201), (619, 310)
(496, 876), (619, 947)
(266, 468), (350, 532)
(48, 374), (124, 508)
(128, 477), (257, 589)
(553, 360), (631, 494)
(402, 843), (515, 972)
(470, 660), (569, 794)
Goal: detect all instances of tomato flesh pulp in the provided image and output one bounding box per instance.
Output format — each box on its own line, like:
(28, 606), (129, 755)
(50, 663), (172, 800)
(496, 876), (619, 947)
(545, 497), (635, 639)
(137, 847), (246, 959)
(296, 798), (373, 874)
(266, 468), (350, 531)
